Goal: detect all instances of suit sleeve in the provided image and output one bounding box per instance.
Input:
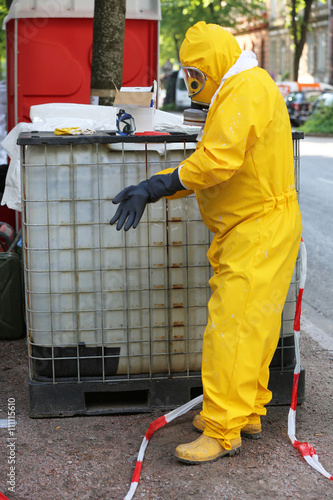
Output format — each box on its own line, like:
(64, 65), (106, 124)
(153, 167), (194, 200)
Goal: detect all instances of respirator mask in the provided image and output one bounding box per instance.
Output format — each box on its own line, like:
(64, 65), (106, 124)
(181, 66), (210, 127)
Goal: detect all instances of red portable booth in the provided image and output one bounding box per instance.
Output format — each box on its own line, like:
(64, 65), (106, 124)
(1, 0), (160, 227)
(4, 0), (161, 132)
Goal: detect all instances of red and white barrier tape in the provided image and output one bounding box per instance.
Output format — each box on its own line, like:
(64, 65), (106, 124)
(124, 238), (331, 499)
(288, 238), (332, 480)
(123, 394), (203, 500)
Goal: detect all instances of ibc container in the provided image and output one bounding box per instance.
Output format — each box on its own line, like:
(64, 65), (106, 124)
(18, 130), (304, 417)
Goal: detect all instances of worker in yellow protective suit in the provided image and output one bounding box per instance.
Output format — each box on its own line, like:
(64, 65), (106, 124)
(110, 21), (302, 464)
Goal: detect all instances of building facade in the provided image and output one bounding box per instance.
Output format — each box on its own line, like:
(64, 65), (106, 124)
(234, 0), (332, 84)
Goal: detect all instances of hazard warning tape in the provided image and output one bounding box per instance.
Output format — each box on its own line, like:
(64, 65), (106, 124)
(0, 492), (11, 500)
(287, 238), (333, 480)
(124, 238), (332, 500)
(123, 394), (203, 500)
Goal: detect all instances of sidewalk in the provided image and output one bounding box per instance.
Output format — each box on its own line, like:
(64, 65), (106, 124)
(1, 327), (332, 500)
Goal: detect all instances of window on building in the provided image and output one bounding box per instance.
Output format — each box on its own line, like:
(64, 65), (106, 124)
(277, 0), (288, 17)
(270, 39), (277, 78)
(307, 32), (314, 74)
(280, 40), (286, 75)
(317, 30), (326, 74)
(270, 0), (277, 19)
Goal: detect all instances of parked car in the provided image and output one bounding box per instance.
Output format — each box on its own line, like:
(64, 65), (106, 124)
(285, 90), (323, 126)
(175, 70), (191, 109)
(295, 91), (333, 127)
(309, 91), (333, 115)
(277, 81), (333, 98)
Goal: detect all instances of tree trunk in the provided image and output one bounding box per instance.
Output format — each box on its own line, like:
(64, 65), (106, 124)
(90, 0), (126, 106)
(291, 0), (314, 80)
(174, 35), (180, 63)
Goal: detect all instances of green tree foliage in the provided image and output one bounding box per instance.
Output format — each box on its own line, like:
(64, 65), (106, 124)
(160, 0), (265, 65)
(300, 102), (333, 134)
(0, 0), (11, 79)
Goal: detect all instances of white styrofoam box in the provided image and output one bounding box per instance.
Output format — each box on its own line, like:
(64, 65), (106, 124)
(115, 106), (155, 134)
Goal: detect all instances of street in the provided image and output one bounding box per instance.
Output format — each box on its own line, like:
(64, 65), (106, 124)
(298, 135), (333, 345)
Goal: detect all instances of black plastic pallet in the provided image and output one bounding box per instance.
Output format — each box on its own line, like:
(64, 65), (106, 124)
(29, 367), (305, 418)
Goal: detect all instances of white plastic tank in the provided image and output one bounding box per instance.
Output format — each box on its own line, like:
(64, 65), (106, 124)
(20, 129), (302, 381)
(21, 131), (208, 378)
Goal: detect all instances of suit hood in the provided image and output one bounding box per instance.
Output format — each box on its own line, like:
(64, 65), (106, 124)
(179, 22), (242, 86)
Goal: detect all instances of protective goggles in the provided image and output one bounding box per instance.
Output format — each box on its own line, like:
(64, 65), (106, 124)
(181, 66), (207, 98)
(116, 109), (136, 136)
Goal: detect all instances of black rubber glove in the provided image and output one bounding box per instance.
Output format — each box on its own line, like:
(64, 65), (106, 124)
(110, 180), (150, 231)
(110, 169), (187, 231)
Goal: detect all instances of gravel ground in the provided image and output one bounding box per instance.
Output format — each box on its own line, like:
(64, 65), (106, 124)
(1, 330), (333, 500)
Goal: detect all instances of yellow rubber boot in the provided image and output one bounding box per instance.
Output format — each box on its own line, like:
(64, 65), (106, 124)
(175, 434), (241, 464)
(241, 416), (262, 440)
(193, 414), (262, 439)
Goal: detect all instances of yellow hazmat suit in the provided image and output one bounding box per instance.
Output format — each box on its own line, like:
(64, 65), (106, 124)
(164, 22), (302, 451)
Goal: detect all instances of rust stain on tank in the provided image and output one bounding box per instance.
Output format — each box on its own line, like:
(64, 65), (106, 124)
(172, 284), (183, 289)
(172, 263), (182, 268)
(172, 241), (182, 245)
(153, 241), (163, 246)
(154, 285), (164, 289)
(173, 322), (184, 327)
(173, 303), (183, 308)
(171, 217), (182, 221)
